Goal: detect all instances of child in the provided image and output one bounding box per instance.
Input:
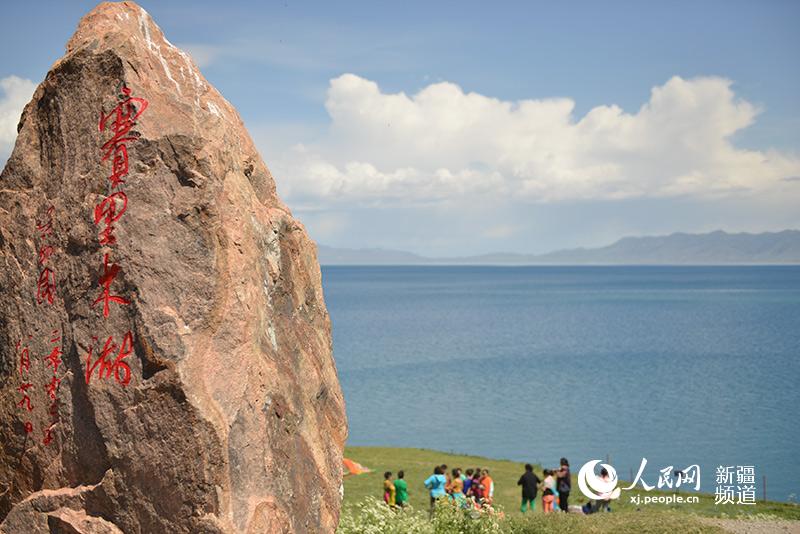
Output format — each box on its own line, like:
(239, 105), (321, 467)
(463, 469), (474, 496)
(448, 468), (465, 503)
(383, 471), (396, 506)
(394, 470), (408, 508)
(471, 472), (484, 502)
(542, 469), (555, 513)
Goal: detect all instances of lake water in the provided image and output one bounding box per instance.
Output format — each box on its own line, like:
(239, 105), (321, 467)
(322, 266), (800, 501)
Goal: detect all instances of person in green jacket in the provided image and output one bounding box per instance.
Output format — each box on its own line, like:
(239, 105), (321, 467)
(394, 470), (409, 508)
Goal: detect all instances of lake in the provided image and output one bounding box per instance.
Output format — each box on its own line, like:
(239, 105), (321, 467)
(322, 265), (800, 501)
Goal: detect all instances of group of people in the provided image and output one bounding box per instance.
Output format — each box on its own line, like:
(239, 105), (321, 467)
(380, 457), (573, 516)
(382, 464), (498, 515)
(516, 458), (571, 514)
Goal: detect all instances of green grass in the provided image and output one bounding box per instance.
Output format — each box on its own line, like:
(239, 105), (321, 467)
(341, 446), (800, 533)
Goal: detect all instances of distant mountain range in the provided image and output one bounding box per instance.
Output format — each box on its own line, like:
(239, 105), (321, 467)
(317, 230), (800, 265)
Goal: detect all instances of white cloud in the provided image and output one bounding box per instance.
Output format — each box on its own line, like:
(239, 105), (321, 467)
(0, 75), (36, 164)
(272, 74), (800, 206)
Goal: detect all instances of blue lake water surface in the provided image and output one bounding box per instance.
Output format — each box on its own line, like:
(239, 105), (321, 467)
(322, 266), (800, 501)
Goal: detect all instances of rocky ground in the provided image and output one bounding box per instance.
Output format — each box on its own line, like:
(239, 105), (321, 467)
(705, 518), (800, 534)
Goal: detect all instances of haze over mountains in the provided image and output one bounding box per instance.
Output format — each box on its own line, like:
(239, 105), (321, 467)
(318, 230), (800, 265)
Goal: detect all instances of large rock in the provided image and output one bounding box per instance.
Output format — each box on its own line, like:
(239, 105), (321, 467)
(0, 2), (347, 532)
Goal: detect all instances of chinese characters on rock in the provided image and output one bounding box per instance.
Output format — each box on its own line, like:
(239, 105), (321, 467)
(15, 338), (34, 435)
(85, 83), (147, 386)
(43, 330), (62, 445)
(15, 207), (64, 446)
(85, 332), (133, 386)
(13, 84), (149, 444)
(36, 206), (57, 305)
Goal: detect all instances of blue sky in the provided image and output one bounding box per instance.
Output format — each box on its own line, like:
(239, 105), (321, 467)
(1, 1), (799, 255)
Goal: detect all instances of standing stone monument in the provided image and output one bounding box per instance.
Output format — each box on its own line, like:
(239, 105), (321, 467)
(0, 2), (347, 532)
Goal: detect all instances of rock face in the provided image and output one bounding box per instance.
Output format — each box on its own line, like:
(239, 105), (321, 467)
(0, 2), (347, 533)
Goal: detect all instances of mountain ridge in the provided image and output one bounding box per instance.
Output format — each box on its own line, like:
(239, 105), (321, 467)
(317, 229), (800, 265)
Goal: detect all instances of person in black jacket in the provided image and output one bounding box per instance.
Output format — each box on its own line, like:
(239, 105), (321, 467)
(517, 463), (542, 513)
(554, 457), (571, 512)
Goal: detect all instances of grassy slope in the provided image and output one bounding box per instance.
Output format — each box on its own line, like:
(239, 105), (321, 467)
(343, 446), (800, 521)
